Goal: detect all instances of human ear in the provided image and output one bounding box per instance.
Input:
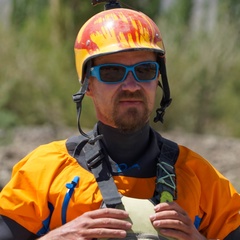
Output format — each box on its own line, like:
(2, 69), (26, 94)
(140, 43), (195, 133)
(85, 78), (93, 96)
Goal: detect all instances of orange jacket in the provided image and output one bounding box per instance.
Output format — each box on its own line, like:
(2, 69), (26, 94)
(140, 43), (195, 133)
(0, 139), (240, 239)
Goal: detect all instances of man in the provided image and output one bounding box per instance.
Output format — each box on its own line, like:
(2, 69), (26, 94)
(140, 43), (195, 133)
(0, 6), (240, 240)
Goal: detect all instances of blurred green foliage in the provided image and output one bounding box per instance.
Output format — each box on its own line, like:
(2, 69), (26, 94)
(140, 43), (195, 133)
(158, 0), (240, 136)
(0, 0), (240, 137)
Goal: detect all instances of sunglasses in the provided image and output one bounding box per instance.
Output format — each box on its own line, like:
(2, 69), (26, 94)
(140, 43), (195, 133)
(90, 61), (159, 84)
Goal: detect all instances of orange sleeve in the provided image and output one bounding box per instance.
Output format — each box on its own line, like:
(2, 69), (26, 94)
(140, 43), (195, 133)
(0, 140), (69, 234)
(176, 146), (240, 239)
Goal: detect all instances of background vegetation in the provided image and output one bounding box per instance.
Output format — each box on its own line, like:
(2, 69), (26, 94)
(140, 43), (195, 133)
(0, 0), (240, 137)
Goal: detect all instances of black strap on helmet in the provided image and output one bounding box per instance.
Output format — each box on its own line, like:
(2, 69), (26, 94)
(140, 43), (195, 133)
(72, 61), (92, 138)
(154, 57), (172, 124)
(91, 0), (121, 9)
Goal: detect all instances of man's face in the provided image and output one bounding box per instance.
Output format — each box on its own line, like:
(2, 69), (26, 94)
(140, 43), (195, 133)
(86, 51), (159, 133)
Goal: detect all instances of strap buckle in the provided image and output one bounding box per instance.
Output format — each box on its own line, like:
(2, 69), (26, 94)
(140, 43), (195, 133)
(86, 150), (104, 169)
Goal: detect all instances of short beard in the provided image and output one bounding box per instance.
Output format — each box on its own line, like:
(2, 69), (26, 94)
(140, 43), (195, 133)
(113, 91), (149, 134)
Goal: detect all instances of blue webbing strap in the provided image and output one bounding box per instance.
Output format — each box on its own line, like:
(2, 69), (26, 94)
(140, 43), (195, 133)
(194, 216), (202, 229)
(61, 176), (80, 224)
(36, 202), (54, 236)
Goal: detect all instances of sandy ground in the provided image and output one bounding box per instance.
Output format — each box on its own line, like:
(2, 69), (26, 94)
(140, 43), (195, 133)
(0, 125), (240, 191)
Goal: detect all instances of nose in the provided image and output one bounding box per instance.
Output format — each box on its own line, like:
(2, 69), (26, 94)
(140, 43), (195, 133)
(121, 72), (141, 92)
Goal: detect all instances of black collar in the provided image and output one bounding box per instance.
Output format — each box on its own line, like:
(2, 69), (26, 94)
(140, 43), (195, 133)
(97, 121), (160, 177)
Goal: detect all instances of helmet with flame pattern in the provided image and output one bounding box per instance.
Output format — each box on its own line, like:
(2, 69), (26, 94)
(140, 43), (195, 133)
(74, 8), (165, 83)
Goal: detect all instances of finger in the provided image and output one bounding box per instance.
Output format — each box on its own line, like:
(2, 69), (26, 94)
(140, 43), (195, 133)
(155, 202), (187, 215)
(80, 217), (132, 240)
(153, 218), (186, 230)
(83, 228), (128, 239)
(151, 212), (194, 237)
(85, 208), (129, 219)
(153, 209), (188, 221)
(90, 217), (132, 230)
(151, 211), (193, 232)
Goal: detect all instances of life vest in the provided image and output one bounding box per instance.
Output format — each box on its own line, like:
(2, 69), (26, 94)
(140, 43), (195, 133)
(66, 125), (179, 239)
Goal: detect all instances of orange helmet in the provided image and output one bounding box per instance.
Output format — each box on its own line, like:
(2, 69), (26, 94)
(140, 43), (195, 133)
(74, 8), (165, 82)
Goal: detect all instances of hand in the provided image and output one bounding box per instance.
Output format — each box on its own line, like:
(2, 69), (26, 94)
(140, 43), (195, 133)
(149, 202), (207, 240)
(39, 208), (132, 240)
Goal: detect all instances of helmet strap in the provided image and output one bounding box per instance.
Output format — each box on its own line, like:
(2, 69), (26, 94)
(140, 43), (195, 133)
(72, 61), (92, 138)
(91, 0), (122, 10)
(154, 57), (172, 123)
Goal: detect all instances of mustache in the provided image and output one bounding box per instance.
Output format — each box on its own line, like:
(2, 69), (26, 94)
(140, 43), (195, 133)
(116, 90), (146, 101)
